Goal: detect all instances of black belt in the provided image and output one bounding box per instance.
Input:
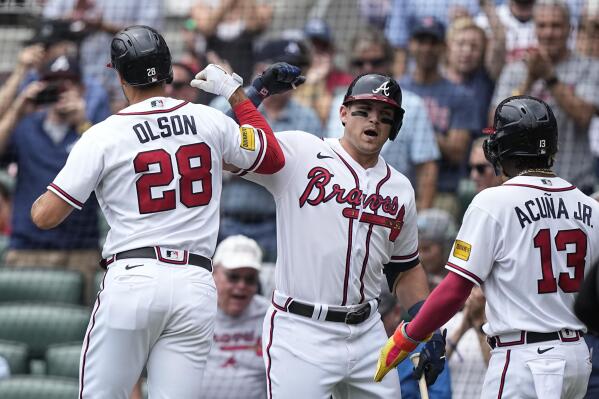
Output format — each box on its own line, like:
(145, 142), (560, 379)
(101, 247), (212, 272)
(487, 330), (583, 349)
(287, 301), (371, 325)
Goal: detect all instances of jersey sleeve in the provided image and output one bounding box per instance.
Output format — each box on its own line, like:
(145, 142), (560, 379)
(445, 202), (502, 286)
(217, 110), (268, 173)
(47, 130), (103, 210)
(241, 131), (305, 194)
(390, 186), (419, 266)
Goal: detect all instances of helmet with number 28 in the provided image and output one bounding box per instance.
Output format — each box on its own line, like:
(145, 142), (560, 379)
(109, 25), (173, 87)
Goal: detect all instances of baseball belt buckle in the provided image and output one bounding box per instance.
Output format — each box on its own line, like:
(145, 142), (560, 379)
(344, 305), (370, 325)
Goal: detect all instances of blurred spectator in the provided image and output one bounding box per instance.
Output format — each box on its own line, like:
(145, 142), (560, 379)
(0, 355), (8, 380)
(577, 1), (599, 57)
(0, 55), (100, 303)
(359, 0), (393, 29)
(201, 235), (268, 399)
(400, 17), (479, 217)
(385, 0), (480, 77)
(492, 0), (599, 194)
(444, 15), (506, 132)
(326, 28), (440, 210)
(18, 19), (112, 122)
(190, 0), (273, 82)
(378, 292), (452, 399)
(293, 18), (353, 124)
(211, 39), (321, 261)
(416, 208), (457, 289)
(443, 286), (491, 399)
(475, 0), (537, 63)
(468, 137), (503, 193)
(42, 0), (163, 105)
(0, 44), (44, 117)
(165, 62), (200, 103)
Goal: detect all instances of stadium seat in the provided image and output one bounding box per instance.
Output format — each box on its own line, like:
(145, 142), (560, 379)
(0, 268), (83, 304)
(0, 339), (28, 374)
(0, 303), (89, 358)
(0, 375), (78, 399)
(45, 342), (82, 379)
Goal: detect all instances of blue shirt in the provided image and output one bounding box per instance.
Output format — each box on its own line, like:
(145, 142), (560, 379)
(398, 343), (452, 399)
(400, 76), (478, 193)
(456, 68), (495, 134)
(7, 111), (99, 249)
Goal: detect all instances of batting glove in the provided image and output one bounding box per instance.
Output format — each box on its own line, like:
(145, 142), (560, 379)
(374, 321), (431, 382)
(252, 62), (306, 98)
(190, 64), (243, 100)
(413, 329), (447, 385)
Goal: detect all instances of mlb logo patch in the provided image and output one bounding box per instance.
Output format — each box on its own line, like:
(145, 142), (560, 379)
(157, 247), (187, 264)
(541, 179), (552, 186)
(151, 99), (164, 108)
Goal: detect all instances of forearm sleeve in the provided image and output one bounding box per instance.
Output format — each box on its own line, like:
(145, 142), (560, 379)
(406, 271), (474, 340)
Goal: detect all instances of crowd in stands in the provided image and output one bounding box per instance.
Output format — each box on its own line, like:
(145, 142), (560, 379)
(0, 0), (598, 397)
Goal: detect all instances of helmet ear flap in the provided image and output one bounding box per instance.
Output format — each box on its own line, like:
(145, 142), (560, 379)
(483, 137), (500, 175)
(389, 107), (405, 141)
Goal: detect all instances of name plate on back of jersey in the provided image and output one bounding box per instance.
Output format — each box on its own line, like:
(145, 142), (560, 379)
(514, 196), (593, 228)
(132, 115), (197, 144)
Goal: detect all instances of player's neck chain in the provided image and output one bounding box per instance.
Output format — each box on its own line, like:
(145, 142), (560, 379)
(517, 168), (556, 177)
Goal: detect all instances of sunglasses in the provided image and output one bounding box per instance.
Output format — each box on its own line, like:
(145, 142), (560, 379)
(468, 163), (492, 175)
(171, 81), (188, 90)
(351, 57), (387, 68)
(224, 271), (259, 286)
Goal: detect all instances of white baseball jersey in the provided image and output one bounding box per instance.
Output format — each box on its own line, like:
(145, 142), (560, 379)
(245, 132), (419, 305)
(446, 175), (599, 336)
(49, 97), (268, 259)
(201, 295), (269, 399)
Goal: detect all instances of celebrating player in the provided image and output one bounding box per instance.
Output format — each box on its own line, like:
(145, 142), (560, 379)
(216, 72), (446, 398)
(375, 95), (599, 399)
(30, 25), (284, 398)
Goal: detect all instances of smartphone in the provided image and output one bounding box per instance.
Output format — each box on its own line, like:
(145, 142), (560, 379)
(34, 83), (60, 105)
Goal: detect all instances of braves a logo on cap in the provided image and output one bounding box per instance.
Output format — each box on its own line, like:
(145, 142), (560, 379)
(372, 81), (390, 97)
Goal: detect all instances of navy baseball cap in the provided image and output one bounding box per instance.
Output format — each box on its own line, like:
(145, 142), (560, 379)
(254, 39), (310, 68)
(40, 55), (82, 81)
(304, 18), (333, 45)
(410, 16), (446, 42)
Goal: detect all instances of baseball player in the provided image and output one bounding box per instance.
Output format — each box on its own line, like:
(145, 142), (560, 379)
(216, 73), (446, 398)
(375, 95), (599, 399)
(30, 25), (285, 398)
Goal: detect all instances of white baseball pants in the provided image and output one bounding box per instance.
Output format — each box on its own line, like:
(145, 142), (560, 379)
(482, 337), (592, 398)
(262, 305), (401, 399)
(78, 260), (217, 399)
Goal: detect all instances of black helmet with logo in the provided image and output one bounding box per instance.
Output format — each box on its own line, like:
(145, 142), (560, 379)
(109, 25), (173, 87)
(343, 73), (405, 140)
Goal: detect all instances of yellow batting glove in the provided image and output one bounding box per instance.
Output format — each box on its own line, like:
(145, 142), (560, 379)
(374, 321), (430, 382)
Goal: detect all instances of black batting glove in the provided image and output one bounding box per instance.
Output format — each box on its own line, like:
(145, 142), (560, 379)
(251, 62), (306, 98)
(413, 329), (447, 386)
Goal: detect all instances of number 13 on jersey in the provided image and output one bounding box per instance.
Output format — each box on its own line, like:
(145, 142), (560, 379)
(534, 228), (587, 294)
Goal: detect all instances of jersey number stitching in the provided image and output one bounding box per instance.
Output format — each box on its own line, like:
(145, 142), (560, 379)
(133, 143), (213, 214)
(534, 228), (587, 294)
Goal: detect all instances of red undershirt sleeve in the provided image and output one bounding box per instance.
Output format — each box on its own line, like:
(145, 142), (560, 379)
(406, 271), (475, 340)
(233, 99), (285, 174)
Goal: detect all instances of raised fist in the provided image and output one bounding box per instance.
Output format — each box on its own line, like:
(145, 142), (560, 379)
(252, 62), (306, 98)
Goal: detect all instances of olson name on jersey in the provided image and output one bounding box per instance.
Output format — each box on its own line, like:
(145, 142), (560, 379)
(514, 195), (593, 228)
(132, 114), (197, 144)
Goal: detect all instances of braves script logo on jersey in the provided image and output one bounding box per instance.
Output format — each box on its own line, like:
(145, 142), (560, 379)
(299, 167), (403, 240)
(372, 81), (391, 97)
